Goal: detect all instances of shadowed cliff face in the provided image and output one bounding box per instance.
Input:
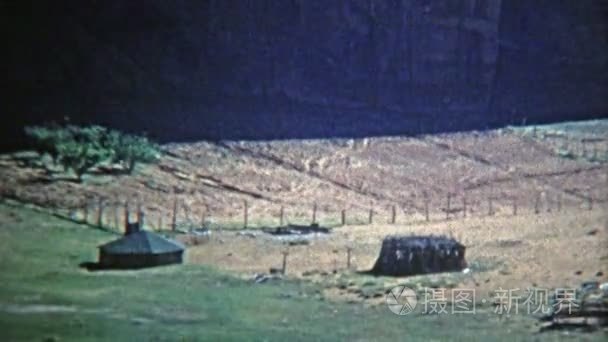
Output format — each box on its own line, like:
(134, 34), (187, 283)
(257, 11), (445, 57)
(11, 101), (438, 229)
(2, 0), (607, 149)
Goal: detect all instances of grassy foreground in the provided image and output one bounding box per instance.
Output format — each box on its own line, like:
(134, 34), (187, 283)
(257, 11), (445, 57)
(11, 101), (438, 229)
(0, 201), (601, 341)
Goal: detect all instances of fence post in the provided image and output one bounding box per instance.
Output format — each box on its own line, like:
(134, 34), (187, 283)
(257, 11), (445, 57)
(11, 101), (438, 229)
(368, 206), (373, 224)
(138, 210), (145, 229)
(488, 196), (493, 216)
(346, 247), (352, 269)
(200, 204), (207, 228)
(341, 209), (346, 226)
(243, 200), (248, 228)
(332, 249), (338, 273)
(512, 197), (517, 216)
(390, 205), (396, 224)
(96, 197), (104, 227)
(124, 200), (130, 232)
(171, 197), (178, 231)
(136, 200), (142, 227)
(424, 194), (429, 222)
(534, 192), (541, 214)
(113, 203), (119, 230)
(446, 193), (452, 220)
(281, 250), (289, 275)
(582, 140), (587, 158)
(312, 202), (317, 224)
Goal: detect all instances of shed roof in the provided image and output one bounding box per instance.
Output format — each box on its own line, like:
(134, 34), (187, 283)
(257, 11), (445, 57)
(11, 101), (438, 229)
(99, 231), (184, 255)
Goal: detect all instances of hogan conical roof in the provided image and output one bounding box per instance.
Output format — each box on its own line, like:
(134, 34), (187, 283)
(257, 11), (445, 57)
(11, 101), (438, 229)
(99, 230), (184, 255)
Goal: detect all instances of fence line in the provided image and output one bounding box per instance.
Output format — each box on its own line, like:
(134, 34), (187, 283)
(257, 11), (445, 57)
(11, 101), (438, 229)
(3, 185), (602, 234)
(76, 190), (602, 232)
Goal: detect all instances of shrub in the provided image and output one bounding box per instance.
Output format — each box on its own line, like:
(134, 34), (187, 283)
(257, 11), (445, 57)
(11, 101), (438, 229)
(56, 136), (111, 181)
(25, 124), (160, 180)
(109, 132), (159, 173)
(24, 125), (70, 165)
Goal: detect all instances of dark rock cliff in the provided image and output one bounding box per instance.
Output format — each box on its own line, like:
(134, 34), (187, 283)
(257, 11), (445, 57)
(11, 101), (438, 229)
(2, 0), (607, 149)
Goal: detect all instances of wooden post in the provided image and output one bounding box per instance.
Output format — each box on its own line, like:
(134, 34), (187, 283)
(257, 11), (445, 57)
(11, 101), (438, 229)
(332, 249), (339, 273)
(341, 209), (346, 226)
(200, 204), (207, 228)
(488, 197), (493, 216)
(123, 200), (130, 232)
(368, 206), (373, 224)
(136, 201), (142, 227)
(424, 194), (429, 222)
(462, 195), (467, 218)
(582, 140), (587, 159)
(534, 193), (541, 214)
(243, 200), (248, 228)
(113, 204), (119, 230)
(346, 247), (352, 269)
(512, 197), (517, 216)
(96, 197), (104, 227)
(138, 210), (145, 229)
(312, 202), (317, 224)
(446, 193), (452, 220)
(390, 205), (396, 224)
(281, 250), (289, 275)
(171, 197), (178, 231)
(279, 206), (284, 226)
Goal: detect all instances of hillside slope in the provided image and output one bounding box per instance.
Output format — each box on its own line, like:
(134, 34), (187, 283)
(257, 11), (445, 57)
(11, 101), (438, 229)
(0, 121), (606, 230)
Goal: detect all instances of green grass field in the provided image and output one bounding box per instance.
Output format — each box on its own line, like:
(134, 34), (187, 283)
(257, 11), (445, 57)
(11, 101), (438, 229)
(0, 201), (603, 341)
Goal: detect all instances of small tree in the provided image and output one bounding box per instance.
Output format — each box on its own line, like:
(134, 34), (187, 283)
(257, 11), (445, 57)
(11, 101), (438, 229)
(24, 125), (70, 165)
(56, 127), (112, 182)
(111, 133), (159, 174)
(25, 124), (159, 178)
(58, 140), (108, 182)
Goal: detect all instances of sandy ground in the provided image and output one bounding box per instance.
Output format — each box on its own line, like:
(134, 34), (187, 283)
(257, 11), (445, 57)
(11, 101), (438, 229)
(183, 207), (608, 298)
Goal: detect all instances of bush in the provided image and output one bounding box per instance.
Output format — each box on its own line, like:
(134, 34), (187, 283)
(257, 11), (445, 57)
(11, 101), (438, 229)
(24, 124), (160, 180)
(109, 132), (159, 173)
(24, 125), (70, 165)
(56, 136), (111, 181)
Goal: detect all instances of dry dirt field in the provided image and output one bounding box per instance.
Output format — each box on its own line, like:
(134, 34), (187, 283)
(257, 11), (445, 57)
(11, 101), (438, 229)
(184, 208), (607, 302)
(1, 121), (607, 302)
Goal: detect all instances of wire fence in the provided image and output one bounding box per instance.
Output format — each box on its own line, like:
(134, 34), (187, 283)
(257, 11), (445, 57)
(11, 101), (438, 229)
(3, 187), (596, 235)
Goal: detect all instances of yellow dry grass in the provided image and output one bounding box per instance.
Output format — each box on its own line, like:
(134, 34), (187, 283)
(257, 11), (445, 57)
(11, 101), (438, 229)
(185, 207), (608, 299)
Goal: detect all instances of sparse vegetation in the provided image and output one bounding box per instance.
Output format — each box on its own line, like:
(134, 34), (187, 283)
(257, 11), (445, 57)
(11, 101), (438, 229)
(25, 124), (160, 180)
